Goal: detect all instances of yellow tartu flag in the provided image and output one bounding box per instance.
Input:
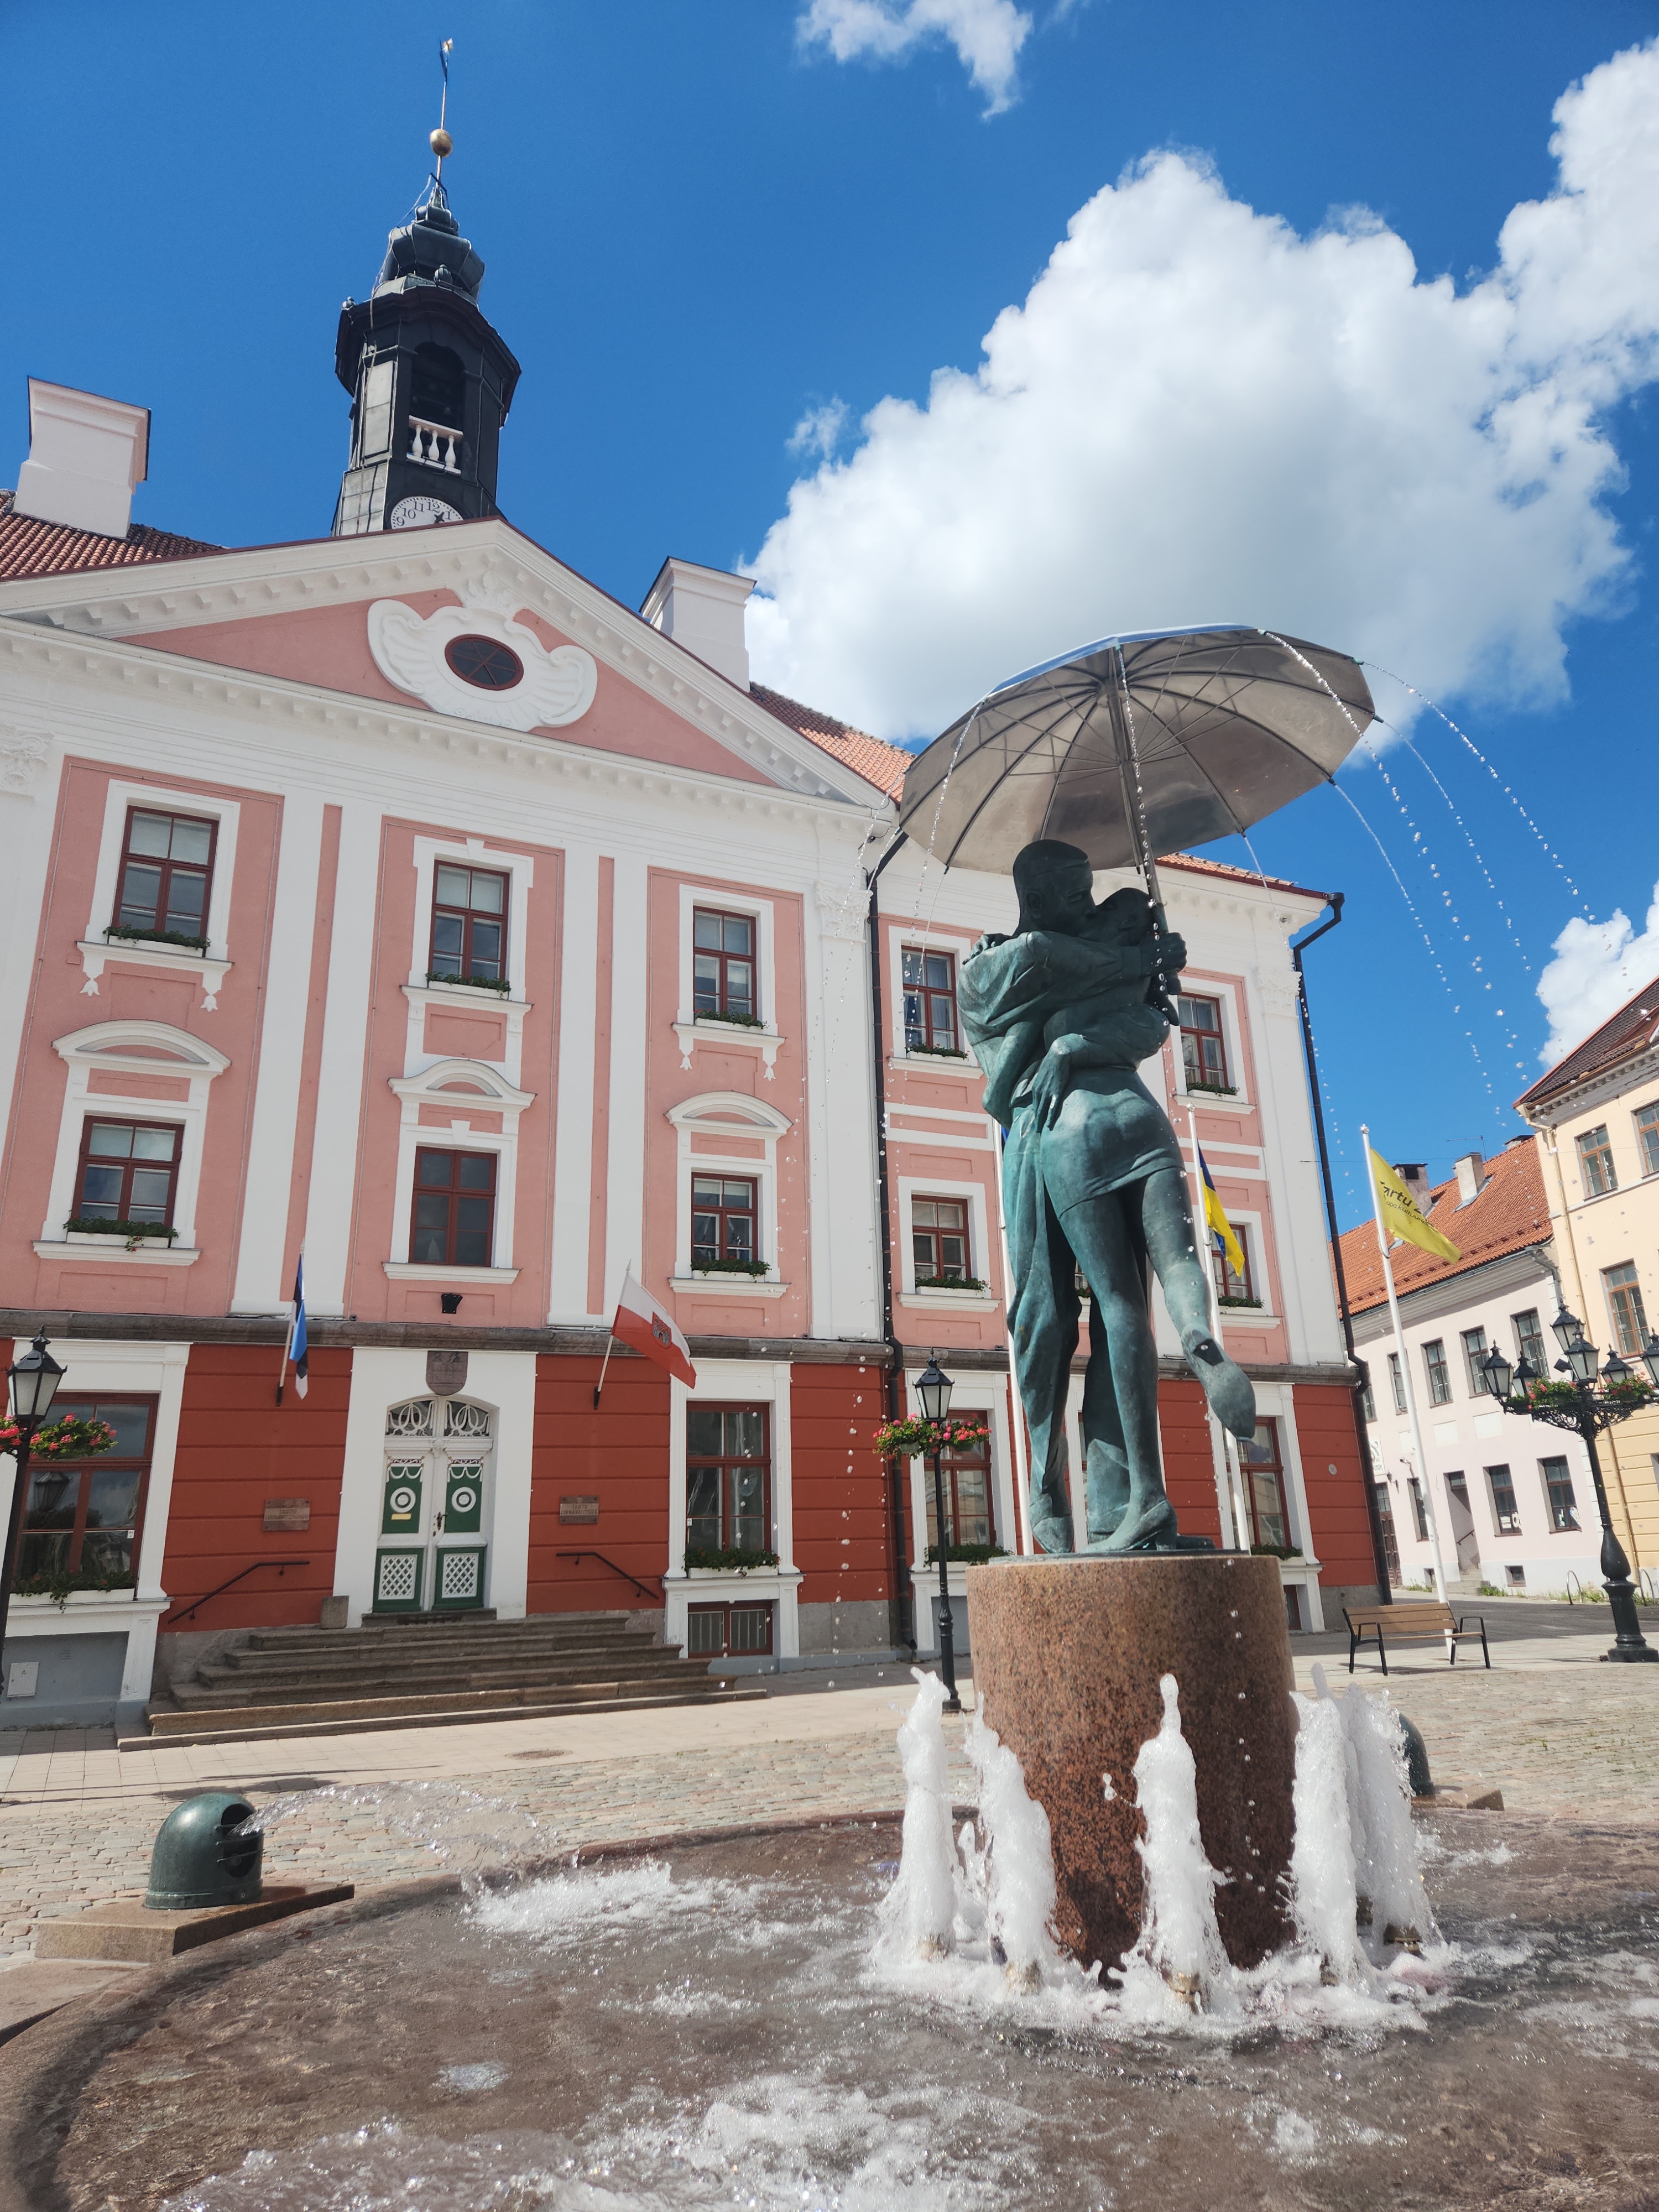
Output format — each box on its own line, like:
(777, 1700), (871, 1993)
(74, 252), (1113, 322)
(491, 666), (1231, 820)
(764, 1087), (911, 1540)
(1368, 1147), (1460, 1264)
(1198, 1146), (1248, 1279)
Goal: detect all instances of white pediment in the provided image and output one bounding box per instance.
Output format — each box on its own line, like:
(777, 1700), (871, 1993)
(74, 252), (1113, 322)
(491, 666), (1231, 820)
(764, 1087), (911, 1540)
(367, 574), (598, 732)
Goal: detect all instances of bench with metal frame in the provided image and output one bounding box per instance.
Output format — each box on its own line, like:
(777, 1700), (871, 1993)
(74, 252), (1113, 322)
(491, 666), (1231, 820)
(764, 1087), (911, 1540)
(1343, 1599), (1490, 1675)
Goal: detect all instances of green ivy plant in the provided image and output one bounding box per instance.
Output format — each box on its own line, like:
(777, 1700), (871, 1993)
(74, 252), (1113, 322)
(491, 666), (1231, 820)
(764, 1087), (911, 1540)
(11, 1565), (135, 1611)
(427, 970), (512, 995)
(683, 1545), (780, 1573)
(1250, 1542), (1303, 1561)
(64, 1217), (179, 1242)
(905, 1042), (968, 1060)
(922, 1542), (1007, 1566)
(104, 923), (210, 954)
(695, 1009), (766, 1030)
(915, 1274), (987, 1293)
(692, 1258), (770, 1277)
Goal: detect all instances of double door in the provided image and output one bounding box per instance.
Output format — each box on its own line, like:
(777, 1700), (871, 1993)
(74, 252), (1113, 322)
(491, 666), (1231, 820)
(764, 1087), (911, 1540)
(374, 1448), (488, 1613)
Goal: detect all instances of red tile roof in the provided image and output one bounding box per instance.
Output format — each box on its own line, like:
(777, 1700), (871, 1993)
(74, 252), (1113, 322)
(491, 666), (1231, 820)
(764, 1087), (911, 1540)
(750, 682), (910, 799)
(0, 493), (220, 580)
(1333, 1136), (1552, 1316)
(1517, 972), (1659, 1113)
(1157, 851), (1330, 901)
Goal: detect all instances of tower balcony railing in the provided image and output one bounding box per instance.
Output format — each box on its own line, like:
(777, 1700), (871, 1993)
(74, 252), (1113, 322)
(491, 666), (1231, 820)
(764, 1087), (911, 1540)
(408, 416), (463, 473)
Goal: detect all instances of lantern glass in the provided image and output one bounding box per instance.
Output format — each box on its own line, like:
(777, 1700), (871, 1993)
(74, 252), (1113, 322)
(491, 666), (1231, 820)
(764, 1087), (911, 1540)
(1551, 1305), (1582, 1355)
(1566, 1332), (1599, 1386)
(1602, 1350), (1632, 1385)
(1514, 1354), (1538, 1390)
(915, 1355), (954, 1426)
(8, 1333), (65, 1425)
(1480, 1345), (1514, 1401)
(1640, 1334), (1659, 1391)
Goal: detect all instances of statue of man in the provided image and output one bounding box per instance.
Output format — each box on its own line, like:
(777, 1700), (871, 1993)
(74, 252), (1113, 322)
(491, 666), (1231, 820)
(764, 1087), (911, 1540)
(958, 839), (1256, 1553)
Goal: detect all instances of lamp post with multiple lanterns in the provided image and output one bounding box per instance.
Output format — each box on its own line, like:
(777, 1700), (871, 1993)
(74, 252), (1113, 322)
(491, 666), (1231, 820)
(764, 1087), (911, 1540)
(0, 1333), (67, 1660)
(914, 1353), (963, 1714)
(1479, 1306), (1659, 1665)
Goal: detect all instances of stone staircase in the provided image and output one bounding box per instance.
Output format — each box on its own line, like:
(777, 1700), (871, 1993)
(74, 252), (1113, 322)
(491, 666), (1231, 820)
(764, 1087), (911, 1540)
(134, 1612), (765, 1747)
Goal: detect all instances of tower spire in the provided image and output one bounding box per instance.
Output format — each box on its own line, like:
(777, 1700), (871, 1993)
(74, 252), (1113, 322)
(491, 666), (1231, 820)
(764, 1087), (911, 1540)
(431, 39), (453, 185)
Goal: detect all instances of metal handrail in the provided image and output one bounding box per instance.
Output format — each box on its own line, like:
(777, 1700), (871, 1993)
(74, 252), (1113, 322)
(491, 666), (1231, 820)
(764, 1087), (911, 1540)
(1640, 1569), (1657, 1605)
(555, 1550), (660, 1604)
(1564, 1571), (1584, 1605)
(163, 1557), (311, 1627)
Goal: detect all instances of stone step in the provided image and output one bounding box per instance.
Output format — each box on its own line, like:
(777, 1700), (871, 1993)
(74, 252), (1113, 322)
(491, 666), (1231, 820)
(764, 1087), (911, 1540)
(238, 1620), (650, 1657)
(208, 1636), (662, 1682)
(178, 1656), (704, 1705)
(132, 1679), (764, 1749)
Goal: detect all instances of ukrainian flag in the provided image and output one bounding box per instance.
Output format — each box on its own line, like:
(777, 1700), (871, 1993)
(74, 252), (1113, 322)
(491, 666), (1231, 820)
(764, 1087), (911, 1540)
(1198, 1146), (1247, 1279)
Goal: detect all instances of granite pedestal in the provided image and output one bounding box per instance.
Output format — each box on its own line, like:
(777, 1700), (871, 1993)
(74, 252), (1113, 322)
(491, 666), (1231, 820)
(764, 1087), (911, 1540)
(966, 1552), (1296, 1971)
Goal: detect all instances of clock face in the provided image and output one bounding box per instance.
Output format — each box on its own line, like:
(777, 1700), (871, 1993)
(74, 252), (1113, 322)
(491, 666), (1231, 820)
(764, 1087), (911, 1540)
(388, 495), (463, 530)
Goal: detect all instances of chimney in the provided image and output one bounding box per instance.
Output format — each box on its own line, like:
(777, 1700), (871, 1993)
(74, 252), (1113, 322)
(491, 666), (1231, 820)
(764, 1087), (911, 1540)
(640, 556), (753, 691)
(12, 379), (150, 540)
(1394, 1162), (1431, 1208)
(1454, 1151), (1485, 1206)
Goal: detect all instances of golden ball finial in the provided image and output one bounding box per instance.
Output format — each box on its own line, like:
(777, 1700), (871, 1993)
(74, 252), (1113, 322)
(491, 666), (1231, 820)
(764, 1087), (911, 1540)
(430, 126), (453, 159)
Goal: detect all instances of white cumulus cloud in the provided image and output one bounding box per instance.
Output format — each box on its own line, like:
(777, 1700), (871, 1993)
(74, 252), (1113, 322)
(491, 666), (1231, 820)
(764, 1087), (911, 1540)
(797, 0), (1032, 115)
(747, 40), (1659, 743)
(1536, 884), (1659, 1066)
(788, 398), (850, 461)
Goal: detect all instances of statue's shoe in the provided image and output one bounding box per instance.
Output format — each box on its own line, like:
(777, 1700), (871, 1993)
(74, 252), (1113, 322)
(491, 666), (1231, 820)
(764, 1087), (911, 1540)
(1095, 1496), (1179, 1553)
(1030, 1513), (1074, 1555)
(1182, 1328), (1256, 1442)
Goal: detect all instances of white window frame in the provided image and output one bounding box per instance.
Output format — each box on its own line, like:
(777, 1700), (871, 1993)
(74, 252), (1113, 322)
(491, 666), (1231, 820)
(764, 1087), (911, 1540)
(38, 1021), (231, 1258)
(664, 1358), (801, 1665)
(672, 881), (784, 1080)
(76, 779), (241, 1010)
(895, 1173), (997, 1310)
(667, 1091), (793, 1296)
(1170, 973), (1250, 1107)
(1208, 1206), (1276, 1323)
(383, 1057), (535, 1281)
(404, 837), (534, 1087)
(889, 931), (979, 1069)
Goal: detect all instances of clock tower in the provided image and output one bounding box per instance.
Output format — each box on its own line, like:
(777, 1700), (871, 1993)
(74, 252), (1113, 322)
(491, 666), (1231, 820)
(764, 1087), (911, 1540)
(332, 164), (521, 538)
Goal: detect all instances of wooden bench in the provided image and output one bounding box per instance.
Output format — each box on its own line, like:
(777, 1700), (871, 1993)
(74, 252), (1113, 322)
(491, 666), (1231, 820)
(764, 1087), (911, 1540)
(1343, 1600), (1490, 1675)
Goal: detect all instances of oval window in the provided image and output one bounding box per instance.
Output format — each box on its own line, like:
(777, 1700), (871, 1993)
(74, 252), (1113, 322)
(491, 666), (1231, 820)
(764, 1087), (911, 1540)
(445, 635), (524, 691)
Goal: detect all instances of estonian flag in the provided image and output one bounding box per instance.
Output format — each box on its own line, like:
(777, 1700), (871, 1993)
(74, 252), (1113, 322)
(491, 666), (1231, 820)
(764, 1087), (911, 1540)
(1197, 1146), (1247, 1280)
(285, 1253), (309, 1401)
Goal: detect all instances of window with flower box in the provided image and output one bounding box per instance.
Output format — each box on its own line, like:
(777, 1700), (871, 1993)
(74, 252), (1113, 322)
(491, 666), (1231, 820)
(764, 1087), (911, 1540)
(430, 863), (509, 985)
(902, 948), (962, 1055)
(691, 1175), (759, 1270)
(685, 1405), (771, 1561)
(1177, 994), (1232, 1092)
(692, 909), (757, 1022)
(1211, 1223), (1258, 1306)
(922, 1429), (996, 1555)
(72, 1119), (181, 1232)
(112, 808), (216, 947)
(410, 1148), (496, 1266)
(15, 1396), (153, 1592)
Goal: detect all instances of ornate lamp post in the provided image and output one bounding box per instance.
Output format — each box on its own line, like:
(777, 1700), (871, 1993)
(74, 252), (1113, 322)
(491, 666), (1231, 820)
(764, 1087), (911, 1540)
(1, 1334), (66, 1658)
(915, 1353), (962, 1713)
(1479, 1307), (1659, 1663)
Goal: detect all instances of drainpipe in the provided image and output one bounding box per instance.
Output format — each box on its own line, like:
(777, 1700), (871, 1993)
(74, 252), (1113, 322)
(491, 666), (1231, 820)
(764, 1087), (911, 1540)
(866, 828), (915, 1650)
(1290, 893), (1392, 1603)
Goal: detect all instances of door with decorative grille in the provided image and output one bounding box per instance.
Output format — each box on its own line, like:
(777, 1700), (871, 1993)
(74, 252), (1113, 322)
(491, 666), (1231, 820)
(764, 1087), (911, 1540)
(372, 1397), (493, 1613)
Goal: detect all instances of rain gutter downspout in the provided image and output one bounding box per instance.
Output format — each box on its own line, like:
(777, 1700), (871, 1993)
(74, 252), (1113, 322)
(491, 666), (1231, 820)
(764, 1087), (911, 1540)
(866, 826), (915, 1650)
(1290, 892), (1392, 1603)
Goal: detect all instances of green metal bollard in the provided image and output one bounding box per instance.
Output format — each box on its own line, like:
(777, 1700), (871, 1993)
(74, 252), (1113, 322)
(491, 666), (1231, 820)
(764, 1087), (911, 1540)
(143, 1791), (264, 1910)
(1396, 1712), (1434, 1799)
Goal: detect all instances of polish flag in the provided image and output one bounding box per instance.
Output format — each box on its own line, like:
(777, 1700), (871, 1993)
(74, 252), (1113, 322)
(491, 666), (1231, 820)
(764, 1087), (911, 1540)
(610, 1269), (696, 1388)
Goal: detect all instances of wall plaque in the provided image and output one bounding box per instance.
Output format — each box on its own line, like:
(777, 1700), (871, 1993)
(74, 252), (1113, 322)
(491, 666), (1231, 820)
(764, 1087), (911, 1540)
(263, 1498), (311, 1532)
(559, 1495), (600, 1525)
(426, 1348), (469, 1398)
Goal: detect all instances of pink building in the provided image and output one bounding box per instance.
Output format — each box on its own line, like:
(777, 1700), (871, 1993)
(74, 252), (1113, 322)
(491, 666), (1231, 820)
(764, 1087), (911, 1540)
(0, 181), (1380, 1734)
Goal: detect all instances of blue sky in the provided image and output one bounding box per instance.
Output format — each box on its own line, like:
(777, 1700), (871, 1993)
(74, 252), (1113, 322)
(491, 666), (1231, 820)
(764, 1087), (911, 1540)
(8, 1), (1659, 1225)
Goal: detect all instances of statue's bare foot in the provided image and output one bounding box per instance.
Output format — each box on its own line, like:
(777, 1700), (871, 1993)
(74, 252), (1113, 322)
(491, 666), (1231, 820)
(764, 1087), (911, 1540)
(1031, 1512), (1074, 1555)
(1182, 1328), (1256, 1442)
(1096, 1495), (1178, 1552)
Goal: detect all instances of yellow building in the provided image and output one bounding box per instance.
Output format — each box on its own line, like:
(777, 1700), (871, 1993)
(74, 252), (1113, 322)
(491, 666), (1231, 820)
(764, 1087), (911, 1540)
(1517, 982), (1659, 1582)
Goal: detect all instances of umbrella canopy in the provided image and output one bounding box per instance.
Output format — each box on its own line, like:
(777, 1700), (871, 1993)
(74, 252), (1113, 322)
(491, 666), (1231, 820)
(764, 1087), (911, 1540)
(898, 625), (1375, 878)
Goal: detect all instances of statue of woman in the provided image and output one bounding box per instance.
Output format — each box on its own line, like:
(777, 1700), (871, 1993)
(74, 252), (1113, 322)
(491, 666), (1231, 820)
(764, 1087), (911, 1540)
(958, 839), (1256, 1553)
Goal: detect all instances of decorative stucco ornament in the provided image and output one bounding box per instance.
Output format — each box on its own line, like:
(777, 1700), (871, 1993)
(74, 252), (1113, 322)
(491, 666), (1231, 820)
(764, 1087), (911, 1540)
(367, 586), (598, 733)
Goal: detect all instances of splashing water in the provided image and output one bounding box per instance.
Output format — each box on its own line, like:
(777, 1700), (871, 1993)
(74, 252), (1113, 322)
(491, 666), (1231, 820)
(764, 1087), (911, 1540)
(239, 1781), (552, 1884)
(875, 1670), (959, 1963)
(964, 1711), (1063, 1990)
(1120, 1674), (1233, 2016)
(1289, 1690), (1372, 1987)
(1323, 1668), (1436, 1951)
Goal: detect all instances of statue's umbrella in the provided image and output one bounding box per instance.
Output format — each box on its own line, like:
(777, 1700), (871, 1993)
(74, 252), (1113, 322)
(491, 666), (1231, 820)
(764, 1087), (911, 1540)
(897, 625), (1376, 907)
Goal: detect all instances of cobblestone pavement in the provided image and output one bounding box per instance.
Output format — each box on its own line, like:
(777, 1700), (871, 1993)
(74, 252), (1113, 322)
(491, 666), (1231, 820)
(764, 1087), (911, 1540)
(2, 1637), (1656, 1961)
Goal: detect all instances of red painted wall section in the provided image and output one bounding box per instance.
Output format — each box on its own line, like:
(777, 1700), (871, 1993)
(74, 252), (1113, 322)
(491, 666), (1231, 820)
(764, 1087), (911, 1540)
(790, 1363), (893, 1615)
(1292, 1383), (1378, 1592)
(528, 1355), (669, 1615)
(1157, 1376), (1224, 1546)
(159, 1345), (351, 1635)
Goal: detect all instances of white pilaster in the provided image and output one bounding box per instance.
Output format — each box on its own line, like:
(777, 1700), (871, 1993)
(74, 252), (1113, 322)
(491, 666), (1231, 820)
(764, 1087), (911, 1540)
(302, 802), (383, 1313)
(548, 844), (599, 1321)
(603, 852), (649, 1300)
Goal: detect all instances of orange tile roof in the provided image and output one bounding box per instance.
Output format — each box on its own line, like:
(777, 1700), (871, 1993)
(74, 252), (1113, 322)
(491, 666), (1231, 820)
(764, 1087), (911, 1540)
(749, 682), (910, 798)
(1333, 1136), (1552, 1316)
(1157, 851), (1331, 901)
(1517, 972), (1659, 1113)
(0, 493), (220, 580)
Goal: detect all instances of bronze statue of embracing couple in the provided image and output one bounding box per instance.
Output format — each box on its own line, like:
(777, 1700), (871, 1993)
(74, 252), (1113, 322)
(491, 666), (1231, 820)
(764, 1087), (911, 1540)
(958, 839), (1256, 1554)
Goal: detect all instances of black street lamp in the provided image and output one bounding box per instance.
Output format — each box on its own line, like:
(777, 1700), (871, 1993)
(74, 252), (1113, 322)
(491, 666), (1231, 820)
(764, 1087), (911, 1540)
(1480, 1328), (1658, 1663)
(915, 1353), (962, 1714)
(1, 1334), (66, 1659)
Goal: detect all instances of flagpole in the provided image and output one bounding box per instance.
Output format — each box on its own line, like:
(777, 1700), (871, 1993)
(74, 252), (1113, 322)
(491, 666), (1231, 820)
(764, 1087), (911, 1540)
(593, 1262), (636, 1409)
(275, 1311), (291, 1407)
(1361, 1123), (1449, 1600)
(1186, 1103), (1249, 1550)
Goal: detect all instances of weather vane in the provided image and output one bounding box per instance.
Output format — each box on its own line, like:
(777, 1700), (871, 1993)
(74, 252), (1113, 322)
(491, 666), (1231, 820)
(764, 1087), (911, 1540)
(431, 38), (455, 181)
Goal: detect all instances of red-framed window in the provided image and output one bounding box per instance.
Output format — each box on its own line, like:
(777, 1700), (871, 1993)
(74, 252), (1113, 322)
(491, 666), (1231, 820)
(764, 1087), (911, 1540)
(1177, 993), (1230, 1091)
(691, 1176), (757, 1268)
(1211, 1221), (1256, 1305)
(113, 807), (216, 943)
(16, 1396), (155, 1588)
(686, 1601), (774, 1657)
(430, 862), (508, 983)
(411, 1148), (496, 1266)
(74, 1119), (181, 1226)
(902, 947), (959, 1053)
(923, 1429), (995, 1554)
(692, 908), (756, 1020)
(686, 1405), (769, 1553)
(913, 1196), (971, 1284)
(1243, 1416), (1291, 1551)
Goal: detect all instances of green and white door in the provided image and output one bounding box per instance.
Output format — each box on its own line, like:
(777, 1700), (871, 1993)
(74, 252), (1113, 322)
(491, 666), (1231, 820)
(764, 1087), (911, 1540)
(373, 1397), (493, 1613)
